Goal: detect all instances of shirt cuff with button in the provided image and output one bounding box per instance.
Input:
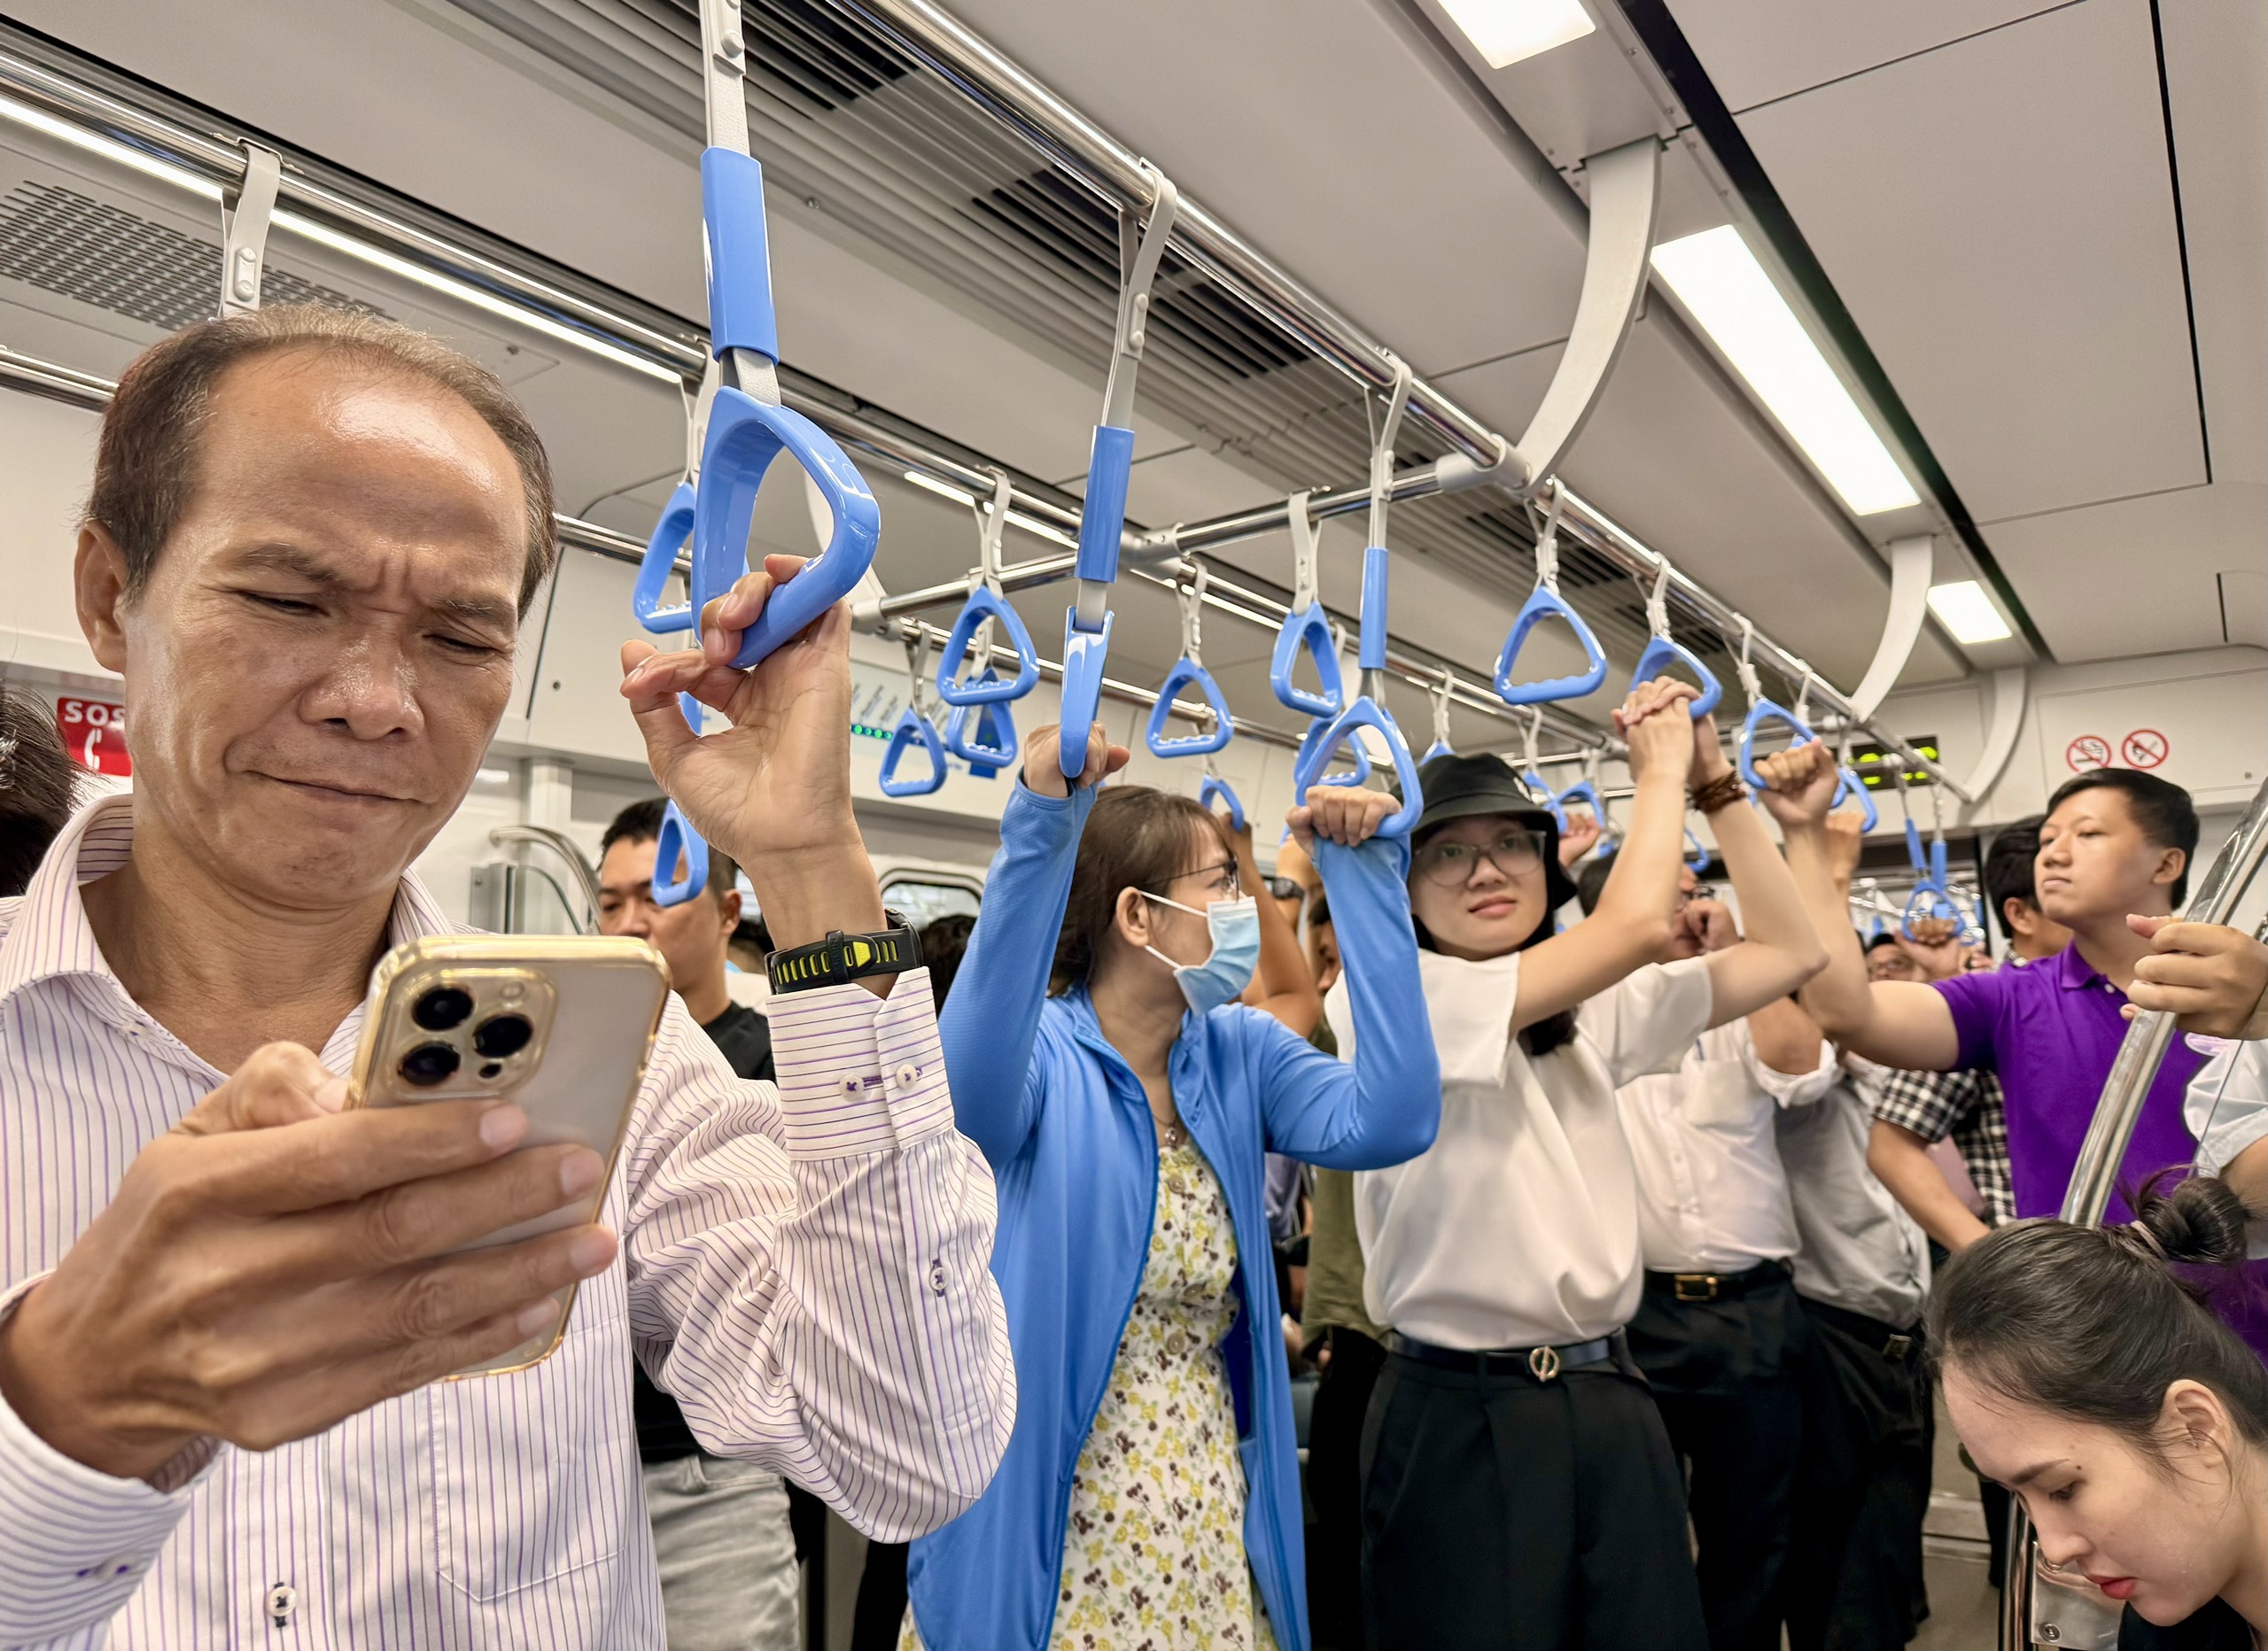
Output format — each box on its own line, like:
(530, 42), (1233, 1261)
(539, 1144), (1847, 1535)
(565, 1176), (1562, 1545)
(0, 1275), (221, 1644)
(765, 967), (952, 1159)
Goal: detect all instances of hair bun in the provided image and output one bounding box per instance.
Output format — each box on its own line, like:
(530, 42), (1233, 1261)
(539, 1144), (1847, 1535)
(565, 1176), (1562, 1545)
(2133, 1173), (2252, 1270)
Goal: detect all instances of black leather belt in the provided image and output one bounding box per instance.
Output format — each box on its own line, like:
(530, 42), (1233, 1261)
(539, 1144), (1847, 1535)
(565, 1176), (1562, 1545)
(1643, 1258), (1791, 1305)
(1803, 1296), (1922, 1362)
(1389, 1329), (1620, 1384)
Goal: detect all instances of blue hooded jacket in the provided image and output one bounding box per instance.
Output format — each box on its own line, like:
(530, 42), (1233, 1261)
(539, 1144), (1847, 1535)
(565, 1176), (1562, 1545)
(905, 780), (1440, 1650)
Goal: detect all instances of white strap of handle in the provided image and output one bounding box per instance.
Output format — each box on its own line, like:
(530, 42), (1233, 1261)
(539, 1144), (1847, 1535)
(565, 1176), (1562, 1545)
(1286, 490), (1322, 609)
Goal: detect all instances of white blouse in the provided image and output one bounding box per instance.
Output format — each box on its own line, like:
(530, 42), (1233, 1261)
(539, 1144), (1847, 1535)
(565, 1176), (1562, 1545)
(1332, 950), (1713, 1350)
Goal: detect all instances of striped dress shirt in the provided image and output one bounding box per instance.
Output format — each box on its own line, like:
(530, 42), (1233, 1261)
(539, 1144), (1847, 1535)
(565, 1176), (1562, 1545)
(0, 795), (1014, 1648)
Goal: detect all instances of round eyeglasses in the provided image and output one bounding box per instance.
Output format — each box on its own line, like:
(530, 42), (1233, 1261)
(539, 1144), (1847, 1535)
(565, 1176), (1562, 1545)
(1411, 828), (1548, 888)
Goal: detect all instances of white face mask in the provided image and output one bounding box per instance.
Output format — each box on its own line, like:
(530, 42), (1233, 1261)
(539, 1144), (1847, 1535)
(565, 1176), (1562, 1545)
(1138, 891), (1262, 1015)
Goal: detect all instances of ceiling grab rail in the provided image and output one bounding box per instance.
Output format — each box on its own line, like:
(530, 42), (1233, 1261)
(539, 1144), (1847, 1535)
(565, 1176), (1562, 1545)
(1494, 483), (1608, 706)
(1270, 488), (1346, 718)
(2003, 773), (2268, 1651)
(1629, 561), (1723, 718)
(1291, 356), (1426, 837)
(1059, 162), (1181, 778)
(1424, 672), (1456, 763)
(632, 369), (718, 909)
(1734, 616), (1822, 791)
(880, 629), (949, 797)
(1145, 562), (1234, 757)
(938, 469), (1041, 706)
(1518, 709), (1568, 831)
(690, 0), (882, 670)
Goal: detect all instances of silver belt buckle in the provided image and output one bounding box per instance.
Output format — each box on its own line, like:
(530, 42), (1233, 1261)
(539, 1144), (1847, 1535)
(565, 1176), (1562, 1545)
(1528, 1345), (1562, 1383)
(1884, 1333), (1914, 1360)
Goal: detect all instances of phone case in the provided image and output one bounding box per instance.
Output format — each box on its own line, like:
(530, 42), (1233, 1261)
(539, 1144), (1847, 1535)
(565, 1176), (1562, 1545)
(347, 934), (672, 1378)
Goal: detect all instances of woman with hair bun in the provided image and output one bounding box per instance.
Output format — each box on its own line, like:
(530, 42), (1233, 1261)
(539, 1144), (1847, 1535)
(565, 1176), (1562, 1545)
(1932, 1174), (2268, 1648)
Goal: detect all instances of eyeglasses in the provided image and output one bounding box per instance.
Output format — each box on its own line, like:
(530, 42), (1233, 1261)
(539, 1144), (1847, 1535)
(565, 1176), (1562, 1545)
(1411, 828), (1548, 888)
(1159, 858), (1241, 898)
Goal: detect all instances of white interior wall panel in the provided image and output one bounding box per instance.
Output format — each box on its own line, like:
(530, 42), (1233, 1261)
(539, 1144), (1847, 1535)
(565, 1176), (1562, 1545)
(1730, 0), (2204, 534)
(1668, 0), (2070, 115)
(0, 390), (101, 682)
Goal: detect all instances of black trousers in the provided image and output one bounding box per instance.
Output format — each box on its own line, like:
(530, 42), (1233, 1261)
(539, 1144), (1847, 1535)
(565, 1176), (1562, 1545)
(1308, 1328), (1387, 1651)
(1782, 1298), (1934, 1651)
(1626, 1268), (1806, 1651)
(1359, 1343), (1707, 1651)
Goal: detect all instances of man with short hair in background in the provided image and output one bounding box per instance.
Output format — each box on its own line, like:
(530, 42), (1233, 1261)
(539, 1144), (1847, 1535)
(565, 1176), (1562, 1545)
(598, 798), (791, 1650)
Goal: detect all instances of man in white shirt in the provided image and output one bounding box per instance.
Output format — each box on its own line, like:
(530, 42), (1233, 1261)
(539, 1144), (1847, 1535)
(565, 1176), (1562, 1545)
(0, 305), (1014, 1647)
(1581, 860), (1811, 1651)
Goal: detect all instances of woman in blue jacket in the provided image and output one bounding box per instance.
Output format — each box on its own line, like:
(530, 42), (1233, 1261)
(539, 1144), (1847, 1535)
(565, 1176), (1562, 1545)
(901, 723), (1441, 1651)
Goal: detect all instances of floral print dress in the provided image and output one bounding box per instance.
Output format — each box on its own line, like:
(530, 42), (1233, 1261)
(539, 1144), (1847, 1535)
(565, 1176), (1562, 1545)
(904, 1137), (1276, 1651)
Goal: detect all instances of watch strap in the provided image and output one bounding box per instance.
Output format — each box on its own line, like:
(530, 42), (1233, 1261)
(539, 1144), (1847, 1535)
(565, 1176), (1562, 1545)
(766, 925), (923, 995)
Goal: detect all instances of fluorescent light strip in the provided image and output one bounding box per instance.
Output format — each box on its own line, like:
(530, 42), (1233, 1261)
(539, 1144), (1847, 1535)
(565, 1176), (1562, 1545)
(1437, 0), (1596, 68)
(1925, 579), (2012, 645)
(1651, 226), (1920, 516)
(0, 91), (678, 383)
(899, 470), (1078, 547)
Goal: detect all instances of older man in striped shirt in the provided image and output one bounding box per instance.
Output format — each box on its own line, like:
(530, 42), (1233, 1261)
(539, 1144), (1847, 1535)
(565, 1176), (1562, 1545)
(0, 306), (1014, 1647)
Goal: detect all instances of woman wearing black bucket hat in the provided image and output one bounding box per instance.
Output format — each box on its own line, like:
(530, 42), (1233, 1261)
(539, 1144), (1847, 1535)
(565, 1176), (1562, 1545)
(1332, 677), (1829, 1651)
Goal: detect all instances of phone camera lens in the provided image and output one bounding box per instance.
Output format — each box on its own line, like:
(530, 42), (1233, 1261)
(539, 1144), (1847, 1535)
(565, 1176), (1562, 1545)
(399, 1043), (462, 1087)
(472, 1013), (533, 1058)
(412, 986), (475, 1031)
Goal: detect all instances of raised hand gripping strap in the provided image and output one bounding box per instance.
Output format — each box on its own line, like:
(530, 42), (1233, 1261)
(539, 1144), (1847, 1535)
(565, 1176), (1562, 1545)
(633, 480), (698, 633)
(1294, 714), (1372, 794)
(1901, 880), (1961, 939)
(1629, 634), (1723, 719)
(879, 707), (948, 797)
(1270, 605), (1345, 718)
(1199, 771), (1245, 832)
(1831, 765), (1880, 832)
(1145, 658), (1233, 758)
(944, 678), (1017, 768)
(651, 800), (710, 909)
(1293, 700), (1425, 839)
(1496, 587), (1610, 707)
(937, 586), (1040, 705)
(1736, 699), (1819, 790)
(695, 391), (882, 670)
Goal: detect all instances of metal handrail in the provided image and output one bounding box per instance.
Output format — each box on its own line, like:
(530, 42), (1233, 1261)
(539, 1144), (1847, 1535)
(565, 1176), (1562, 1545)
(2002, 772), (2268, 1649)
(487, 824), (602, 928)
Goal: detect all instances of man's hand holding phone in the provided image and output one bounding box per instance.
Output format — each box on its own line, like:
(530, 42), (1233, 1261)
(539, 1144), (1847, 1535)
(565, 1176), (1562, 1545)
(0, 1042), (615, 1484)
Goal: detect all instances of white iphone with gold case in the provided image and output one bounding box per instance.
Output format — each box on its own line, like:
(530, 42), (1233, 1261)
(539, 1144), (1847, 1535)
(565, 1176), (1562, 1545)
(346, 934), (672, 1378)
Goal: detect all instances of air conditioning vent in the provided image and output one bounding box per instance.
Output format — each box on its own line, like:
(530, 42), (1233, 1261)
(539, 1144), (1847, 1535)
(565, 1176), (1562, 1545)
(0, 181), (381, 333)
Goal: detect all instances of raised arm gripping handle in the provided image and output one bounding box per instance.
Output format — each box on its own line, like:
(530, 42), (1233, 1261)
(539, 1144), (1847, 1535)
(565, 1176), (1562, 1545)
(1293, 701), (1425, 839)
(1199, 771), (1245, 831)
(1831, 765), (1880, 832)
(1495, 587), (1610, 707)
(879, 707), (948, 797)
(1630, 635), (1724, 719)
(1145, 658), (1234, 757)
(651, 799), (710, 908)
(633, 480), (699, 633)
(1901, 880), (1961, 938)
(1736, 699), (1819, 790)
(944, 679), (1018, 769)
(937, 586), (1040, 706)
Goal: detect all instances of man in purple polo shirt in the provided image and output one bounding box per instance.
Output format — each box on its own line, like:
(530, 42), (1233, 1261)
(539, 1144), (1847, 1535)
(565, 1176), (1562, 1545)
(1763, 758), (2202, 1223)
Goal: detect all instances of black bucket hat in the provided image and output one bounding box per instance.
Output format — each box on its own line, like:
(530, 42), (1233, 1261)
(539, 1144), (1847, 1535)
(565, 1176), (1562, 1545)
(1412, 751), (1579, 911)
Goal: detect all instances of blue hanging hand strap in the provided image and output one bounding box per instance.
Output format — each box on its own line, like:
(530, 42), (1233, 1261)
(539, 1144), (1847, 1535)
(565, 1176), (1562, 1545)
(650, 800), (710, 908)
(1293, 715), (1373, 794)
(1685, 826), (1712, 872)
(1146, 562), (1234, 757)
(944, 671), (1019, 768)
(1515, 709), (1566, 829)
(1423, 675), (1456, 763)
(1629, 562), (1722, 717)
(1731, 617), (1821, 789)
(632, 478), (699, 634)
(1831, 764), (1881, 832)
(878, 631), (947, 797)
(1555, 779), (1608, 834)
(1297, 701), (1424, 838)
(1060, 166), (1180, 778)
(1269, 489), (1346, 718)
(1495, 486), (1609, 707)
(937, 471), (1041, 707)
(1200, 757), (1245, 833)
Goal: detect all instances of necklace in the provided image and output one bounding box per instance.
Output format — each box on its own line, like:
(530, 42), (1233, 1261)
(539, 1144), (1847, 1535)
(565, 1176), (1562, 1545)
(1149, 1102), (1187, 1151)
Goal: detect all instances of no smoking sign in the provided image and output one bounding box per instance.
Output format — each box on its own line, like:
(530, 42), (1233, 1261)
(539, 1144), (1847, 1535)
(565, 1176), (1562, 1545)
(2066, 734), (2110, 772)
(2121, 728), (2170, 770)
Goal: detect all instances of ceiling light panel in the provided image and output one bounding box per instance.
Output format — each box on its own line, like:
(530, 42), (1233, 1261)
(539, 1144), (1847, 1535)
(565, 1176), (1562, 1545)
(1651, 226), (1921, 517)
(1925, 579), (2013, 645)
(1438, 0), (1597, 69)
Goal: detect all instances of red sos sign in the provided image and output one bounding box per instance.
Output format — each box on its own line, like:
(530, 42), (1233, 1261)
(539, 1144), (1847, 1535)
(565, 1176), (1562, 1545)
(56, 697), (131, 777)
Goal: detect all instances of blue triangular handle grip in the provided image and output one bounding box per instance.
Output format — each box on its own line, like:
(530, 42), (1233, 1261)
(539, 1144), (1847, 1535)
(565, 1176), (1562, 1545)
(1145, 657), (1234, 757)
(1495, 586), (1610, 707)
(944, 675), (1018, 767)
(1423, 738), (1455, 763)
(1270, 602), (1345, 718)
(1629, 636), (1723, 718)
(1555, 779), (1607, 827)
(1293, 700), (1425, 839)
(1293, 715), (1373, 794)
(1831, 766), (1880, 832)
(1199, 773), (1246, 832)
(1686, 828), (1712, 872)
(936, 587), (1040, 706)
(633, 481), (698, 633)
(1901, 881), (1961, 938)
(1520, 771), (1569, 830)
(701, 148), (779, 363)
(1057, 607), (1114, 779)
(694, 389), (882, 671)
(879, 707), (948, 797)
(1736, 699), (1819, 789)
(651, 802), (709, 909)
